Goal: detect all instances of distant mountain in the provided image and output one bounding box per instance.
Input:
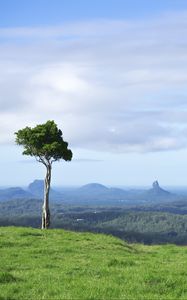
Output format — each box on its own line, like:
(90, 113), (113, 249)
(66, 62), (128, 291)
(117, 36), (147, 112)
(0, 180), (63, 202)
(78, 183), (109, 193)
(147, 181), (171, 197)
(28, 180), (43, 198)
(139, 181), (175, 202)
(0, 180), (181, 204)
(0, 187), (33, 201)
(63, 183), (136, 204)
(28, 180), (63, 201)
(78, 183), (135, 195)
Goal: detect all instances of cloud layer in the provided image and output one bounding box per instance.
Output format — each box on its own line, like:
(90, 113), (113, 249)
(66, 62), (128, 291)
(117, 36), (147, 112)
(0, 11), (187, 152)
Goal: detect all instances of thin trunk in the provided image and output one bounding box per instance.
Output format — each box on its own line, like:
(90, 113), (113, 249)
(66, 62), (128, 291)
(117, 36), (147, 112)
(42, 163), (51, 229)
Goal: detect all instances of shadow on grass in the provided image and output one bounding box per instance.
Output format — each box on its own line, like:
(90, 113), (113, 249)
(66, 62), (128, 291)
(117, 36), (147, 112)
(0, 272), (21, 284)
(19, 232), (43, 237)
(108, 258), (137, 267)
(0, 242), (15, 248)
(0, 297), (17, 300)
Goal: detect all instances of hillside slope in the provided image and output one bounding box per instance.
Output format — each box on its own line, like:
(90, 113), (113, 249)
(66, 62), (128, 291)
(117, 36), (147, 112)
(0, 227), (187, 299)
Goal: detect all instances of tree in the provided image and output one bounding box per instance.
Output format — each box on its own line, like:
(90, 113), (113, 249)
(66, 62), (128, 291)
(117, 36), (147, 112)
(15, 120), (73, 229)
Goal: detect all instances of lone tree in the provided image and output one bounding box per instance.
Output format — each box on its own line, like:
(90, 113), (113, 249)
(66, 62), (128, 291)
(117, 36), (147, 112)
(15, 120), (73, 229)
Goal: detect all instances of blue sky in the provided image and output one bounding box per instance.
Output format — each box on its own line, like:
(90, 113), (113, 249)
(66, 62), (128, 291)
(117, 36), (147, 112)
(1, 0), (187, 27)
(0, 1), (187, 187)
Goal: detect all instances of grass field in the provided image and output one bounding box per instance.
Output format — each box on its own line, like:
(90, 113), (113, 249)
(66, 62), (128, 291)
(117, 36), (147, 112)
(0, 227), (187, 299)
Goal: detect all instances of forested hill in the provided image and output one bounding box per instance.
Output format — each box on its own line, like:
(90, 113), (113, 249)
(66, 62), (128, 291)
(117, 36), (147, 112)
(0, 226), (187, 300)
(1, 197), (187, 244)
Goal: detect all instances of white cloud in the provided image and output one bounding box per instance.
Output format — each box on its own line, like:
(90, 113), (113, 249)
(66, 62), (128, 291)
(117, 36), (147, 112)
(0, 11), (187, 152)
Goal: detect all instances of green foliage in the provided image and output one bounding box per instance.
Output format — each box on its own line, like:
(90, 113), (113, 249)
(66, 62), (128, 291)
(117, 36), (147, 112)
(1, 200), (187, 244)
(99, 211), (187, 234)
(1, 227), (187, 299)
(15, 120), (72, 164)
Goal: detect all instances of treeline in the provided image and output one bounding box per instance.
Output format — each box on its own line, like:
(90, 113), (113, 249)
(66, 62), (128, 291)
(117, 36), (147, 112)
(52, 210), (187, 245)
(1, 207), (187, 245)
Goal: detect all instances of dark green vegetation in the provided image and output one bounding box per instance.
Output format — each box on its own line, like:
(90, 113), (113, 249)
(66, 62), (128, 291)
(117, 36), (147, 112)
(1, 198), (187, 244)
(15, 120), (72, 162)
(96, 211), (187, 244)
(1, 227), (187, 300)
(15, 120), (72, 229)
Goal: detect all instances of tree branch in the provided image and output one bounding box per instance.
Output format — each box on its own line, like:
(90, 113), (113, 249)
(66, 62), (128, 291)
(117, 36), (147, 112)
(35, 155), (48, 167)
(51, 159), (57, 164)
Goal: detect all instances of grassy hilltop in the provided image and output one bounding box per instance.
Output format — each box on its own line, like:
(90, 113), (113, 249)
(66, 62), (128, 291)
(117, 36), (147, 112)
(0, 227), (187, 299)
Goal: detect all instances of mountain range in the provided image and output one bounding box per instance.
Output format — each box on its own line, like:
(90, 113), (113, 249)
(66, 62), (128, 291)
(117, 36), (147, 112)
(0, 180), (180, 204)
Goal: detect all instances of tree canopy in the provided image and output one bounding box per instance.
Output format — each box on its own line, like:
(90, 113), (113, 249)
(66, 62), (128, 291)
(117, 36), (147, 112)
(15, 120), (73, 166)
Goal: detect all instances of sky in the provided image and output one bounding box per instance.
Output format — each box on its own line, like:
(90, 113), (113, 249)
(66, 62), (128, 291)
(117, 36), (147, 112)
(1, 0), (187, 187)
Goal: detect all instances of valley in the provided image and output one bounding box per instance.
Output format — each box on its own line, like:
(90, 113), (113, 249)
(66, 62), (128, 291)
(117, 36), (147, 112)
(0, 180), (187, 245)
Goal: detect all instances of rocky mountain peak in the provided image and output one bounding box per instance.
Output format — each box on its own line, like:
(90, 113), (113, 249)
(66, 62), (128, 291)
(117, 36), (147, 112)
(152, 181), (160, 189)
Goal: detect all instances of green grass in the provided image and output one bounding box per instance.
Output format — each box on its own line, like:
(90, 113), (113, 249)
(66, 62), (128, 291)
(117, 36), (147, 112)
(0, 227), (187, 299)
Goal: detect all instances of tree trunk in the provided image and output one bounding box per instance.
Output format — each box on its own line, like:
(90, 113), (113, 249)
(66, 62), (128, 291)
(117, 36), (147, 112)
(42, 164), (51, 229)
